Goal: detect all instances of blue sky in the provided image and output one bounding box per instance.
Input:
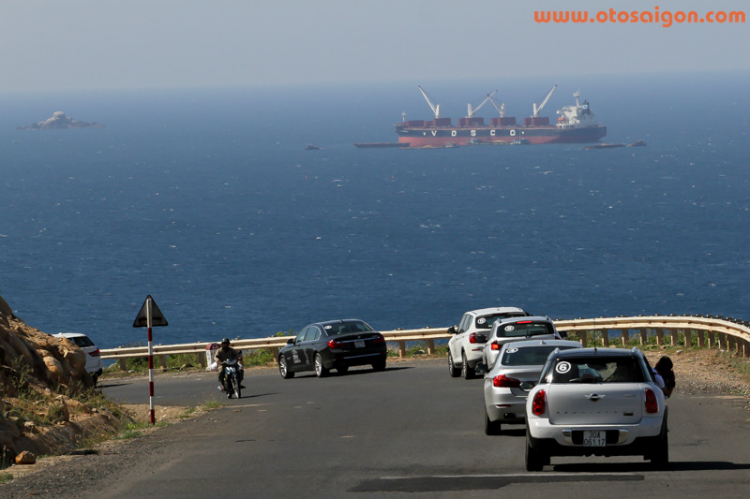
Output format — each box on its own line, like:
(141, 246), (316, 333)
(0, 0), (747, 92)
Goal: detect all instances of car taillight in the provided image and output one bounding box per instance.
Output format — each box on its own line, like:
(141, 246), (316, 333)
(89, 349), (100, 357)
(645, 388), (659, 413)
(372, 334), (385, 344)
(327, 339), (346, 349)
(490, 342), (500, 351)
(469, 333), (478, 344)
(493, 375), (521, 388)
(531, 389), (547, 416)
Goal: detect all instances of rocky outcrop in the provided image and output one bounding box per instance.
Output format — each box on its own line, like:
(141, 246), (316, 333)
(0, 294), (125, 463)
(16, 111), (104, 130)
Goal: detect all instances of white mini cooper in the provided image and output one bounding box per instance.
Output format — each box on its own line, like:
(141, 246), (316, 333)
(525, 347), (668, 471)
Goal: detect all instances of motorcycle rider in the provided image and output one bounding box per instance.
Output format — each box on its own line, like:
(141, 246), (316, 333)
(215, 337), (245, 390)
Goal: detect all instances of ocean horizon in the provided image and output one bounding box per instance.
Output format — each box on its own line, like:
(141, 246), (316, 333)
(2, 71), (749, 349)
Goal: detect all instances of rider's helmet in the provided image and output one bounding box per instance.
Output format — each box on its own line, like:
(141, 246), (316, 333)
(221, 337), (230, 346)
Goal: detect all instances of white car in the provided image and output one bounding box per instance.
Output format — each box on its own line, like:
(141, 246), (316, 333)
(482, 316), (563, 368)
(56, 332), (104, 383)
(525, 347), (668, 471)
(483, 339), (582, 435)
(447, 307), (527, 379)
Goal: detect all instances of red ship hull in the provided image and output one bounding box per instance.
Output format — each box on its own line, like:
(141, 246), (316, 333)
(395, 124), (607, 147)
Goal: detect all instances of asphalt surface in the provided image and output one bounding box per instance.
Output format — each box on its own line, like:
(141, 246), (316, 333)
(30, 359), (750, 497)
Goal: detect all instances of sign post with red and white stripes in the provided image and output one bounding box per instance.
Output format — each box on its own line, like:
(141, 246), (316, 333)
(133, 295), (169, 424)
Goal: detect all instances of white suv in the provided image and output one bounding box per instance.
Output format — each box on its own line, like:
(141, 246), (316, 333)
(447, 307), (527, 379)
(56, 332), (104, 384)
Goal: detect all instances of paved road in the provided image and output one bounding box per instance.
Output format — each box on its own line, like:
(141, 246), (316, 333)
(88, 359), (750, 497)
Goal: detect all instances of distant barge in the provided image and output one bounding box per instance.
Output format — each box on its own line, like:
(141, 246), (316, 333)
(584, 140), (647, 150)
(353, 142), (408, 148)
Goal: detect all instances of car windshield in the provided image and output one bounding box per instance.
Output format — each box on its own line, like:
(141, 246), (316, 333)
(495, 321), (554, 338)
(501, 345), (576, 366)
(324, 321), (373, 336)
(475, 312), (525, 329)
(70, 336), (95, 348)
(548, 357), (646, 384)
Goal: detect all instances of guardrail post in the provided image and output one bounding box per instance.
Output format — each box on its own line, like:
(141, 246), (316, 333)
(656, 330), (664, 346)
(670, 329), (679, 346)
(601, 331), (609, 347)
(272, 347), (280, 360)
(160, 355), (167, 371)
(717, 333), (725, 350)
(620, 330), (629, 346)
(684, 329), (692, 348)
(727, 334), (736, 353)
(580, 331), (587, 347)
(398, 341), (406, 358)
(119, 358), (127, 371)
(743, 339), (749, 358)
(198, 353), (206, 368)
(427, 339), (435, 355)
(639, 329), (647, 345)
(696, 330), (705, 347)
(707, 332), (715, 348)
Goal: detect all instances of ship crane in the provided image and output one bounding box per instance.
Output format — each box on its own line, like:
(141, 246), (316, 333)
(467, 90), (497, 118)
(418, 85), (441, 119)
(488, 95), (506, 118)
(532, 84), (558, 117)
(573, 88), (581, 106)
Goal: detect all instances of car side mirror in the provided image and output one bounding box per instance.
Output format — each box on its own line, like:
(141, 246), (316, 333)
(559, 331), (568, 339)
(287, 338), (295, 345)
(447, 326), (457, 335)
(475, 362), (489, 375)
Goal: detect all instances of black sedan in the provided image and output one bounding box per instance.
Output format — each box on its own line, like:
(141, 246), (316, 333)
(278, 319), (388, 378)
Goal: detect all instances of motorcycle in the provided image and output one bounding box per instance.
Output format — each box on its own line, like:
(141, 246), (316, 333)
(220, 358), (242, 399)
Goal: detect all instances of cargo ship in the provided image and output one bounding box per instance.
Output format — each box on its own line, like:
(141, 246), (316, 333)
(394, 86), (607, 148)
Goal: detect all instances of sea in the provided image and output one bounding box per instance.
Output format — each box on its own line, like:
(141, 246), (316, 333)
(1, 71), (749, 350)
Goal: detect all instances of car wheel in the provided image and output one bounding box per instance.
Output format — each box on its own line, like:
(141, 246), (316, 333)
(372, 359), (386, 371)
(279, 357), (294, 379)
(462, 352), (474, 380)
(484, 410), (501, 436)
(448, 352), (461, 378)
(650, 421), (669, 469)
(337, 365), (349, 374)
(314, 354), (329, 378)
(525, 433), (546, 472)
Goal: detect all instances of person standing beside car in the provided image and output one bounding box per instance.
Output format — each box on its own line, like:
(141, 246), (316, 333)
(655, 356), (676, 398)
(214, 338), (245, 390)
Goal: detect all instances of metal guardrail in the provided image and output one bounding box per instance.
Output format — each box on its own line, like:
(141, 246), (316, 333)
(101, 328), (451, 370)
(100, 315), (750, 371)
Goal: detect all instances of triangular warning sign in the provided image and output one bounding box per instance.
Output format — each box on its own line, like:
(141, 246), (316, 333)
(133, 295), (169, 328)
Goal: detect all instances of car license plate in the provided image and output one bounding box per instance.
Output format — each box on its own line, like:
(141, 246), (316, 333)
(583, 431), (606, 447)
(355, 340), (366, 348)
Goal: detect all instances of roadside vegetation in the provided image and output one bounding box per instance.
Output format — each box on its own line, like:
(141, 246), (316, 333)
(5, 358), (126, 432)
